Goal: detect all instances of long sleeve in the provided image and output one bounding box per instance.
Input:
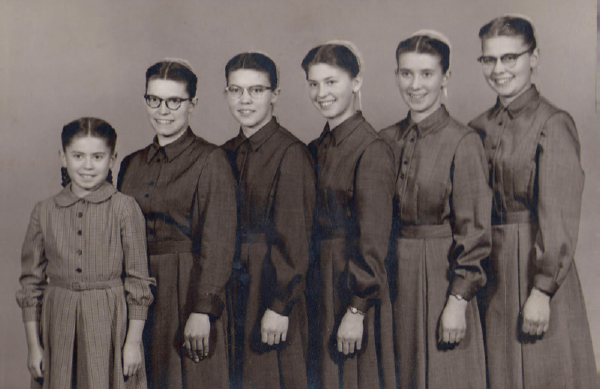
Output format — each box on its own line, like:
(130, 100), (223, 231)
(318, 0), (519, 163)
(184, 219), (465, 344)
(120, 196), (156, 321)
(348, 139), (395, 312)
(269, 143), (316, 315)
(533, 112), (584, 295)
(193, 148), (237, 318)
(448, 132), (492, 300)
(16, 202), (48, 322)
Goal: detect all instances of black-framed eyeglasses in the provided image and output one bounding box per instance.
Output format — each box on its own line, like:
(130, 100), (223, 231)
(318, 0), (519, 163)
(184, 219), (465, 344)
(144, 95), (191, 110)
(477, 49), (532, 70)
(224, 85), (272, 99)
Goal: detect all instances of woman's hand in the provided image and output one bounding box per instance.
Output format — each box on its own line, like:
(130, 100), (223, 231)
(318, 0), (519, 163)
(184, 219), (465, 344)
(24, 321), (44, 379)
(122, 341), (142, 377)
(337, 308), (365, 355)
(522, 287), (551, 336)
(261, 308), (289, 345)
(438, 294), (468, 344)
(27, 343), (44, 379)
(183, 313), (211, 362)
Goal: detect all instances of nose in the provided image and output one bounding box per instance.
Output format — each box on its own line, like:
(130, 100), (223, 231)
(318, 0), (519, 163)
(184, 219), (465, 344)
(239, 88), (252, 103)
(410, 75), (421, 89)
(316, 83), (327, 98)
(492, 58), (505, 73)
(158, 100), (170, 114)
(84, 156), (93, 170)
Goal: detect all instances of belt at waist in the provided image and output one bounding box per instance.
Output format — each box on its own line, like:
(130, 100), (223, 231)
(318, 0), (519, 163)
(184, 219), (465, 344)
(393, 224), (453, 239)
(492, 211), (532, 225)
(239, 232), (266, 244)
(49, 278), (122, 291)
(148, 240), (193, 255)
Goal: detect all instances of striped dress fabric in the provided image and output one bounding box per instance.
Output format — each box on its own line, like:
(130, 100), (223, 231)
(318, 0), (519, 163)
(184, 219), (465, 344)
(16, 182), (155, 389)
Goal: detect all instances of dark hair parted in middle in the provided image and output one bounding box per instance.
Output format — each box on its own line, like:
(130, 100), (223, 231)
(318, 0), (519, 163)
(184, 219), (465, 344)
(478, 16), (537, 51)
(395, 35), (451, 74)
(146, 60), (198, 98)
(225, 52), (279, 89)
(301, 44), (360, 78)
(61, 117), (117, 153)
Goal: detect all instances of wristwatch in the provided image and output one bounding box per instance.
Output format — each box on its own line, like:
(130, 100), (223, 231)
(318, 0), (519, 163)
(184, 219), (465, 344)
(450, 293), (465, 301)
(348, 306), (366, 316)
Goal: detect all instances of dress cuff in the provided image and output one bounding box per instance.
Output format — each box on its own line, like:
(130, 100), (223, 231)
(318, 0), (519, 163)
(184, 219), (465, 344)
(193, 293), (225, 319)
(349, 296), (372, 314)
(128, 305), (149, 321)
(533, 275), (558, 296)
(269, 298), (293, 317)
(22, 306), (41, 323)
(450, 277), (479, 301)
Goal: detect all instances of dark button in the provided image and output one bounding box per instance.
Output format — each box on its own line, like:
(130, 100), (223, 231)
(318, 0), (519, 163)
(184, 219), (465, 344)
(149, 229), (155, 235)
(403, 160), (408, 165)
(145, 194), (150, 198)
(147, 214), (154, 220)
(77, 230), (82, 236)
(410, 138), (415, 142)
(76, 268), (82, 273)
(149, 181), (155, 186)
(498, 122), (503, 126)
(156, 159), (161, 163)
(78, 212), (83, 218)
(400, 173), (405, 179)
(76, 250), (82, 255)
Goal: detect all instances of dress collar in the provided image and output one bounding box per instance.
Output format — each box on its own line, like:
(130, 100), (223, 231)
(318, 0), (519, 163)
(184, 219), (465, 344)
(146, 127), (195, 163)
(54, 181), (117, 207)
(330, 111), (365, 146)
(231, 117), (279, 152)
(488, 85), (539, 119)
(405, 105), (450, 139)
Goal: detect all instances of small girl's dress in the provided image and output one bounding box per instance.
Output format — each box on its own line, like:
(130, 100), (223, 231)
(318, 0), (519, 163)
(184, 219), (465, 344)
(16, 182), (155, 389)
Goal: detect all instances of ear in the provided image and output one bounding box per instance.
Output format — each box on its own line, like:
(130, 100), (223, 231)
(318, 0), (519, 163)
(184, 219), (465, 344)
(270, 88), (280, 105)
(187, 97), (198, 115)
(352, 74), (363, 93)
(59, 149), (67, 167)
(109, 152), (117, 169)
(441, 70), (451, 88)
(529, 47), (540, 70)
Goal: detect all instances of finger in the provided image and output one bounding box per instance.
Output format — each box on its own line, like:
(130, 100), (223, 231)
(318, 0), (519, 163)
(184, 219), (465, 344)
(542, 322), (549, 333)
(522, 320), (530, 334)
(274, 332), (281, 345)
(343, 341), (349, 355)
(348, 340), (355, 354)
(443, 330), (450, 343)
(183, 339), (191, 351)
(203, 336), (210, 357)
(458, 329), (466, 343)
(356, 338), (362, 351)
(337, 339), (343, 353)
(262, 329), (269, 344)
(535, 324), (545, 336)
(281, 330), (287, 343)
(267, 333), (274, 346)
(448, 331), (456, 344)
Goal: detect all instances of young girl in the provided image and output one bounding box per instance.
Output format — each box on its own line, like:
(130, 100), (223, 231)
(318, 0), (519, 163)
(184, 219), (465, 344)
(221, 52), (315, 389)
(16, 117), (155, 389)
(469, 15), (598, 388)
(302, 41), (396, 389)
(379, 31), (490, 389)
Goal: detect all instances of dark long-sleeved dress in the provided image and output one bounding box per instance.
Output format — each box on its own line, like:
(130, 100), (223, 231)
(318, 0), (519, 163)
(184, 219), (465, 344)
(469, 86), (598, 389)
(380, 106), (491, 389)
(309, 112), (396, 389)
(222, 117), (315, 389)
(117, 128), (237, 389)
(16, 182), (155, 389)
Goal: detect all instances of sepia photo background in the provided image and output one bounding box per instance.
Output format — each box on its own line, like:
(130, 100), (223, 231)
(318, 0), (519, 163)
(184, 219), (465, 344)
(1, 0), (598, 386)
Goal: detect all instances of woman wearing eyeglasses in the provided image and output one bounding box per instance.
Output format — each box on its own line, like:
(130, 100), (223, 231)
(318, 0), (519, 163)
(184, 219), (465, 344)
(221, 52), (315, 389)
(469, 16), (598, 388)
(117, 59), (237, 388)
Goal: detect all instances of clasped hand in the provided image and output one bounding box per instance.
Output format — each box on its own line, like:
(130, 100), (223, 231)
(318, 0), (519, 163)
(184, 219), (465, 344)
(337, 309), (364, 355)
(261, 308), (289, 345)
(521, 287), (551, 337)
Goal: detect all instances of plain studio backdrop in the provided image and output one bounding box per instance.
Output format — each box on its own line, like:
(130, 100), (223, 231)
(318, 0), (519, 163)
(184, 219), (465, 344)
(1, 0), (598, 386)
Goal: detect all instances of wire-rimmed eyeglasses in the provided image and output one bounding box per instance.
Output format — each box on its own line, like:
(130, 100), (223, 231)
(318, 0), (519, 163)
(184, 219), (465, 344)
(224, 85), (272, 99)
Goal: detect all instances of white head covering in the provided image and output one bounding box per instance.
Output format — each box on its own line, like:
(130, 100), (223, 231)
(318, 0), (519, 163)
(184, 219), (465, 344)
(409, 29), (452, 51)
(162, 57), (195, 74)
(324, 39), (364, 110)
